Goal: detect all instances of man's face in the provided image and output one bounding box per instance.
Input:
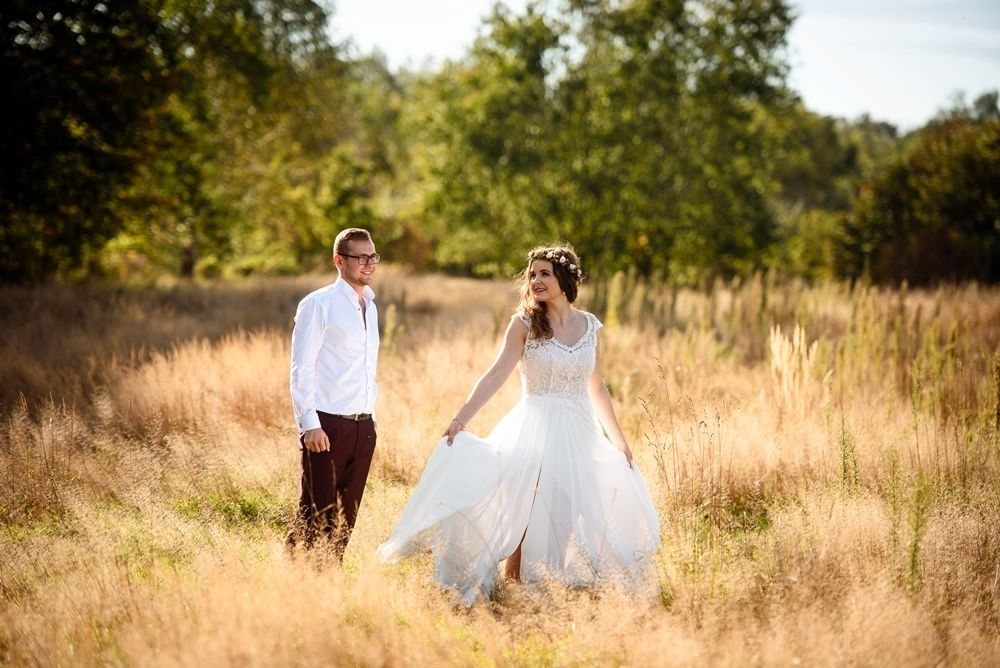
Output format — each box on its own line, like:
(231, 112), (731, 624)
(335, 238), (377, 288)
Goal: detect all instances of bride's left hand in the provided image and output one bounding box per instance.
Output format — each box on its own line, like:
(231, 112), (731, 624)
(621, 444), (634, 468)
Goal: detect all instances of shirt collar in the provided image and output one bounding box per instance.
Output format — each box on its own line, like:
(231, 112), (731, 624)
(332, 276), (375, 304)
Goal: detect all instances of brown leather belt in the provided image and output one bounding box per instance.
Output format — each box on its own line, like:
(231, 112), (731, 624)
(333, 413), (372, 421)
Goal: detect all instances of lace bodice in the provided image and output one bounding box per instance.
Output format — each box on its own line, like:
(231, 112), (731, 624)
(518, 311), (603, 399)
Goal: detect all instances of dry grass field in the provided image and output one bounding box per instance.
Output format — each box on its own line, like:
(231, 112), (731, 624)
(2, 269), (999, 666)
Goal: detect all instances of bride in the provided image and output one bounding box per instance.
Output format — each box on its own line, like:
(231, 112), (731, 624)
(376, 244), (660, 604)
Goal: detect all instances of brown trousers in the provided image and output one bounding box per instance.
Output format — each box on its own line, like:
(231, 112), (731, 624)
(288, 412), (376, 559)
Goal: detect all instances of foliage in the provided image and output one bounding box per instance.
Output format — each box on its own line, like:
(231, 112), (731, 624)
(0, 0), (177, 281)
(409, 0), (794, 279)
(1, 0), (384, 280)
(1, 1), (998, 284)
(846, 113), (1000, 284)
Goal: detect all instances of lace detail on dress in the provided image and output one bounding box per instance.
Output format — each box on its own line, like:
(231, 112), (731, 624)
(520, 312), (602, 399)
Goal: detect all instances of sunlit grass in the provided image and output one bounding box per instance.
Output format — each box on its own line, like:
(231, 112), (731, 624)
(1, 272), (999, 666)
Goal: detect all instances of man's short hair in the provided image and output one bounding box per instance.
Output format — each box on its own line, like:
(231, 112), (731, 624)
(333, 228), (373, 256)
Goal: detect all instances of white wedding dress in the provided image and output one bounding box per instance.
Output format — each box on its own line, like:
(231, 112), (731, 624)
(376, 312), (660, 604)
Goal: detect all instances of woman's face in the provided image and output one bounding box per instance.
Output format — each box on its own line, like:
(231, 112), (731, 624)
(528, 260), (561, 302)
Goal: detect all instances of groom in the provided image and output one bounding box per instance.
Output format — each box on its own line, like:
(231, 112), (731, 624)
(287, 228), (380, 560)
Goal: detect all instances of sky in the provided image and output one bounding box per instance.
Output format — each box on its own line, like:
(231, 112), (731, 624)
(329, 0), (1000, 131)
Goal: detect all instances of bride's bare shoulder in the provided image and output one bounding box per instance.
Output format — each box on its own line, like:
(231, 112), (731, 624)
(573, 309), (603, 329)
(509, 313), (531, 331)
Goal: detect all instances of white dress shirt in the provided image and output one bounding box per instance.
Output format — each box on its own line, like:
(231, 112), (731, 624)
(289, 278), (379, 433)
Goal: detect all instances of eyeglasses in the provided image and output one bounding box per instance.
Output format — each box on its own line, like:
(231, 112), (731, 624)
(340, 253), (381, 266)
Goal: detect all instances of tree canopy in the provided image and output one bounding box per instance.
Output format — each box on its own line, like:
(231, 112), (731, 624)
(2, 0), (997, 285)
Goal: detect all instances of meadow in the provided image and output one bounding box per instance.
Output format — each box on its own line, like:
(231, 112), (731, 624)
(1, 270), (999, 667)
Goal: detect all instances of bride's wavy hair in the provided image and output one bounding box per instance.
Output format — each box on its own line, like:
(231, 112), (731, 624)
(516, 243), (585, 340)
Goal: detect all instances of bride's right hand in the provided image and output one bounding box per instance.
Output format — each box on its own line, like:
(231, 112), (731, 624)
(443, 418), (465, 445)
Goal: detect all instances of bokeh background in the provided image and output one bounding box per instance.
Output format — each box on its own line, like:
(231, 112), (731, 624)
(2, 0), (998, 285)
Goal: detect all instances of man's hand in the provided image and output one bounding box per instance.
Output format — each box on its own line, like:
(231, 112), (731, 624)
(303, 428), (330, 452)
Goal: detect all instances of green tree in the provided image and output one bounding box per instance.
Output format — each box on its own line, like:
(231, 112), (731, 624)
(1, 0), (360, 281)
(760, 105), (901, 280)
(404, 0), (794, 281)
(0, 0), (178, 281)
(107, 0), (345, 278)
(846, 114), (1000, 284)
(406, 5), (561, 275)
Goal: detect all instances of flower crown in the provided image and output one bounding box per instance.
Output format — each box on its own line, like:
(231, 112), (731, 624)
(530, 249), (583, 281)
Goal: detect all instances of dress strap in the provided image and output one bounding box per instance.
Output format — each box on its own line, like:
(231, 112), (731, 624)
(587, 311), (604, 333)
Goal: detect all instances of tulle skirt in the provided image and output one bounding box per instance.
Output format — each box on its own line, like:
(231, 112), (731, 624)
(376, 394), (661, 604)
